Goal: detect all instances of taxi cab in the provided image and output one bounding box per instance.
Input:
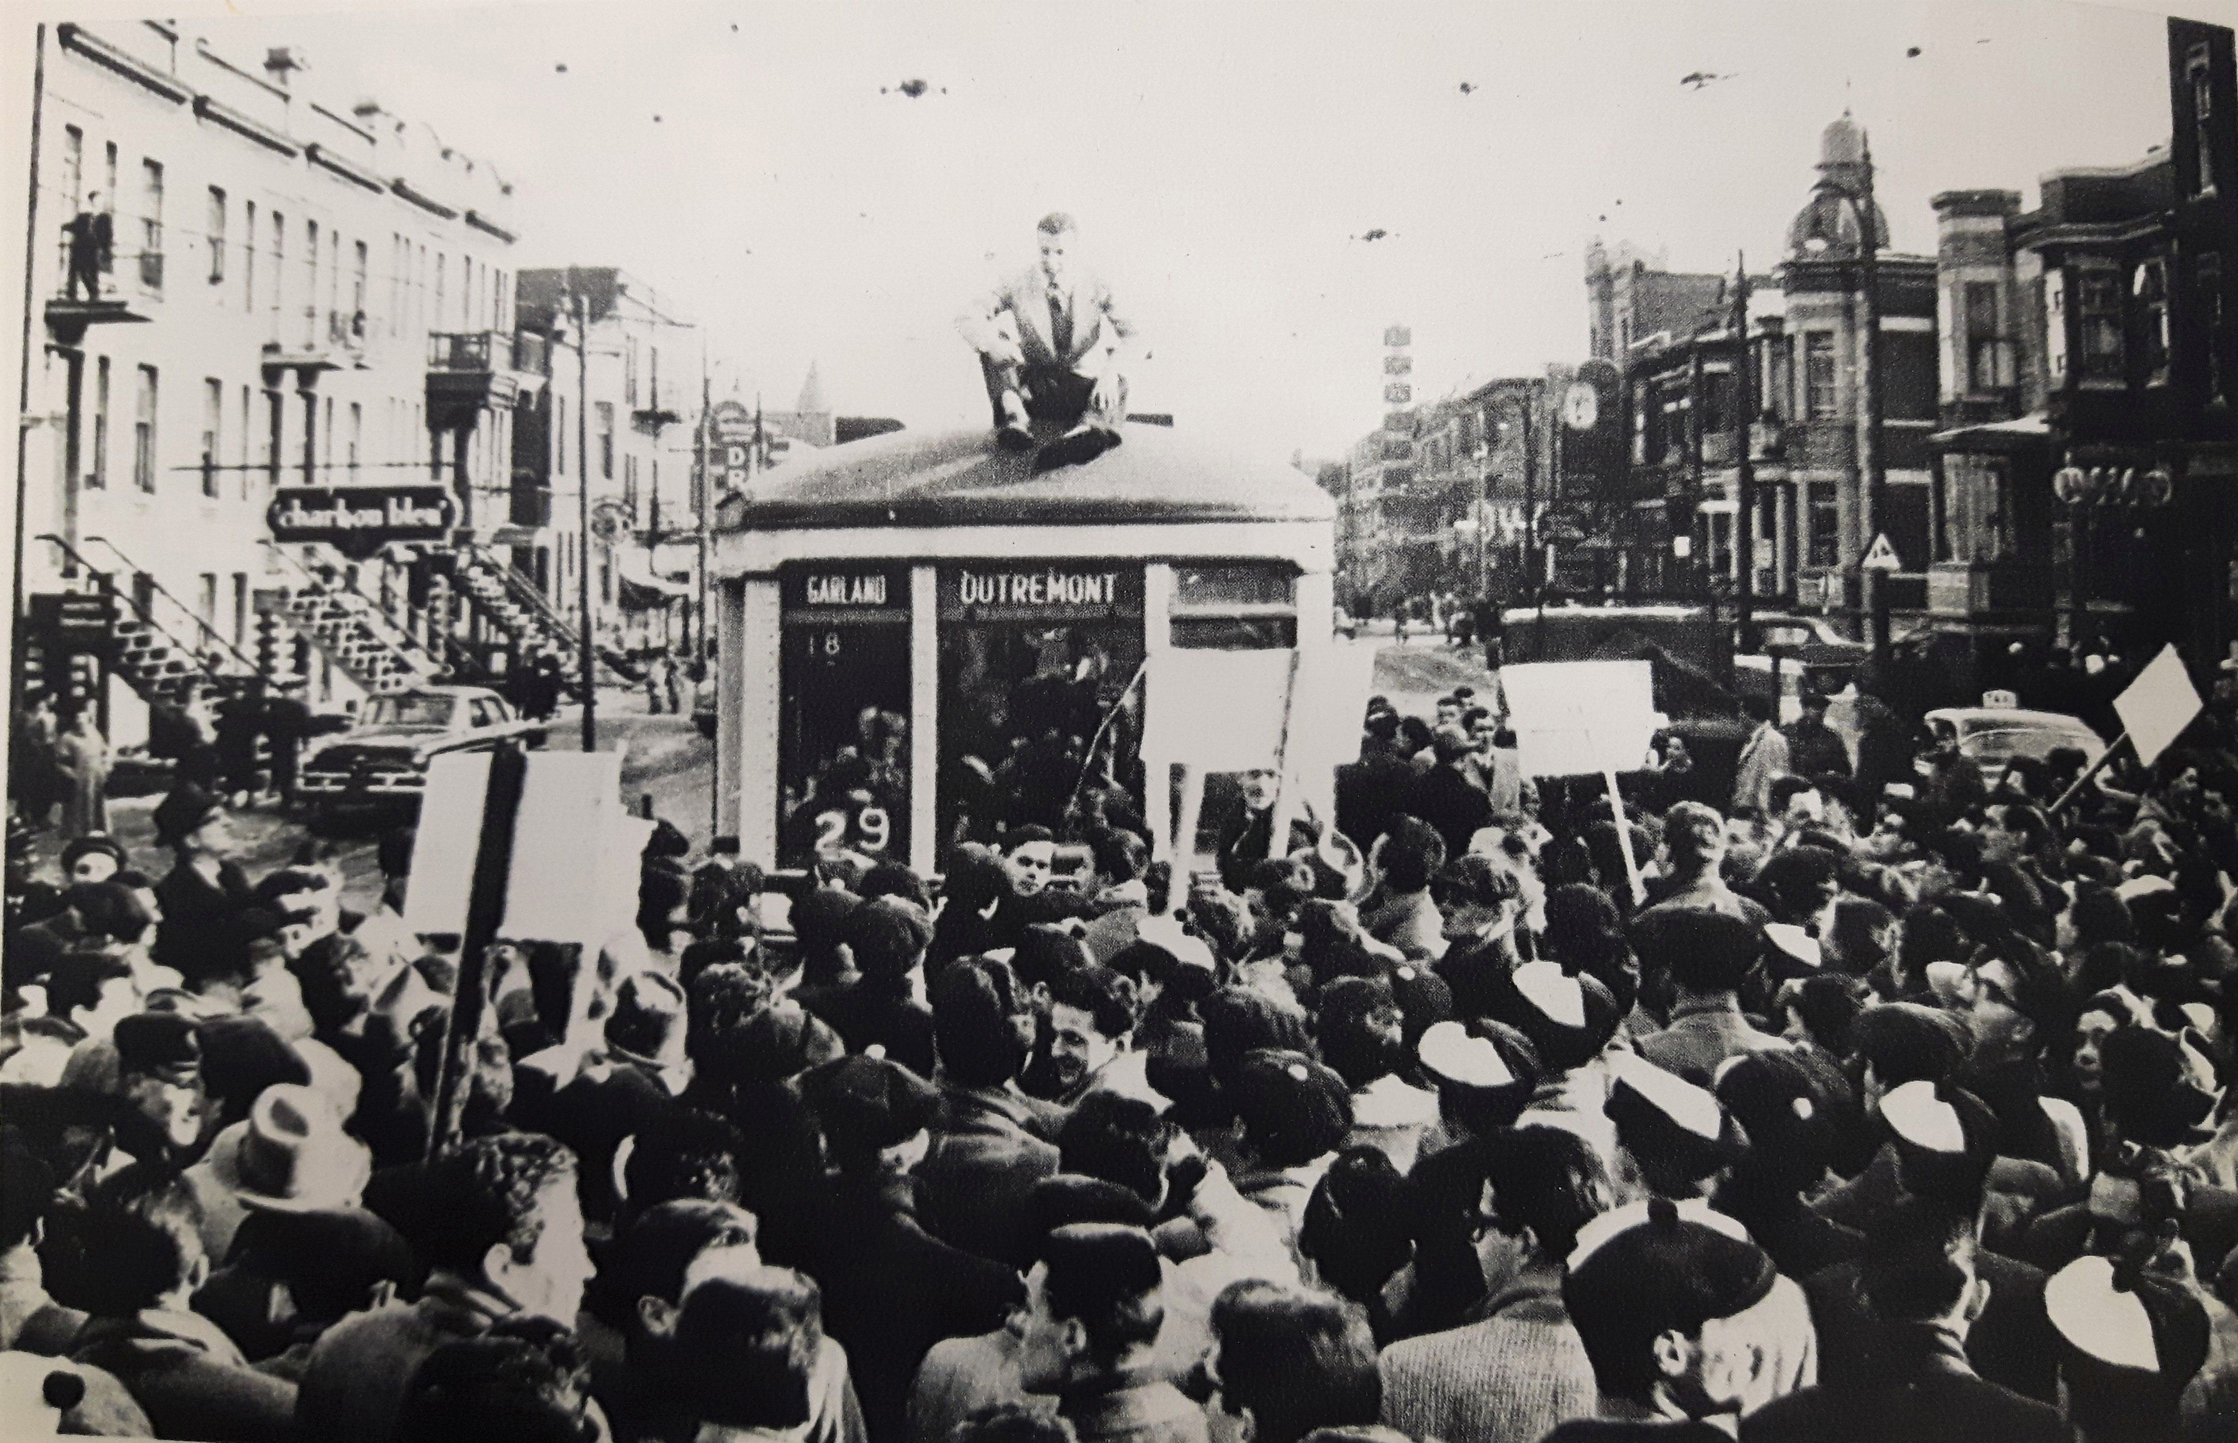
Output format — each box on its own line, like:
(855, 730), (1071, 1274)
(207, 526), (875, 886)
(1919, 693), (2105, 785)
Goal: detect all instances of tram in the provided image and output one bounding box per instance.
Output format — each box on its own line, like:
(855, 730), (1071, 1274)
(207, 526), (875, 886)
(706, 423), (1338, 875)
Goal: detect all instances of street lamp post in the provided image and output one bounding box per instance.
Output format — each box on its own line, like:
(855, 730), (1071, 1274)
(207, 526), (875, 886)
(1828, 136), (1890, 655)
(567, 271), (596, 752)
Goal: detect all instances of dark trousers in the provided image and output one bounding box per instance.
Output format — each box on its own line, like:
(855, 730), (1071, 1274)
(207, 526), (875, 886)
(978, 355), (1124, 431)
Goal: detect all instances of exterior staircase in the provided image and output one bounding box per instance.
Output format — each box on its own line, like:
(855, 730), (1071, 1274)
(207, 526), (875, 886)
(43, 537), (261, 708)
(254, 546), (446, 696)
(452, 544), (628, 697)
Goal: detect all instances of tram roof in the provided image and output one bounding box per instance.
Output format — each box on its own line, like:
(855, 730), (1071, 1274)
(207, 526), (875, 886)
(715, 424), (1339, 531)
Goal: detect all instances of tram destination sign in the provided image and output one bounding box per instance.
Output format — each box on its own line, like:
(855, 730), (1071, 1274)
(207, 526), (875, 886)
(266, 484), (457, 558)
(781, 564), (910, 626)
(940, 564), (1144, 624)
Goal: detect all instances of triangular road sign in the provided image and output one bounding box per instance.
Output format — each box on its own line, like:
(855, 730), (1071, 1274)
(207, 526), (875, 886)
(1861, 532), (1902, 572)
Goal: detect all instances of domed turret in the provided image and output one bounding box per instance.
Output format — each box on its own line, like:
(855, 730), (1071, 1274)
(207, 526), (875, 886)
(1787, 112), (1889, 258)
(1819, 112), (1865, 168)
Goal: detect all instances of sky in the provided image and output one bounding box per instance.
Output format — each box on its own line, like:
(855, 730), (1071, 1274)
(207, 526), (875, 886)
(0, 0), (2199, 464)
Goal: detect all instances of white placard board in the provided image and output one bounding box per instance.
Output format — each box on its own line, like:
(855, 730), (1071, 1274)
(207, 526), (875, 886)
(1143, 648), (1296, 772)
(2114, 644), (2204, 769)
(1500, 660), (1662, 778)
(402, 749), (630, 948)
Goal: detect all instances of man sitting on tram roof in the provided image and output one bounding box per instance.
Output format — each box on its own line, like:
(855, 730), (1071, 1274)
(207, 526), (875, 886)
(957, 212), (1137, 471)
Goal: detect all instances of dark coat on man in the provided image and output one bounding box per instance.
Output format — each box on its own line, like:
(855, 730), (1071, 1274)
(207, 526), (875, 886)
(1407, 765), (1493, 863)
(914, 1082), (1065, 1268)
(1800, 1248), (2060, 1405)
(777, 1174), (1024, 1443)
(152, 858), (254, 989)
(1739, 1325), (2069, 1443)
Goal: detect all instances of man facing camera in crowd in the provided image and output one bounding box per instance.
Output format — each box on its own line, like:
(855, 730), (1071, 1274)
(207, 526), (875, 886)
(1019, 1223), (1206, 1443)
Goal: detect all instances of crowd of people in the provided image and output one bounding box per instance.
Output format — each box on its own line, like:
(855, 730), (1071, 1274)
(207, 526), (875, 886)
(1, 651), (2237, 1443)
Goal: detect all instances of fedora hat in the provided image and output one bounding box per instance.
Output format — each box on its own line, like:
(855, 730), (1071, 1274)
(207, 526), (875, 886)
(204, 1083), (370, 1213)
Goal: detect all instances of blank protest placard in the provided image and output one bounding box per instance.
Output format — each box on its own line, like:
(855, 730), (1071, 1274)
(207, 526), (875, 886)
(1500, 660), (1661, 778)
(2113, 644), (2203, 769)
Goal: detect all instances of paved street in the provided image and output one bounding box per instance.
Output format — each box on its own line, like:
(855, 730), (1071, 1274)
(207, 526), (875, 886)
(24, 687), (714, 915)
(30, 640), (1487, 912)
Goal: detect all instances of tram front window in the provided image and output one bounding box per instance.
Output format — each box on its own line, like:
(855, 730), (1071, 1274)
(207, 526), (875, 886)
(778, 566), (911, 868)
(937, 563), (1146, 862)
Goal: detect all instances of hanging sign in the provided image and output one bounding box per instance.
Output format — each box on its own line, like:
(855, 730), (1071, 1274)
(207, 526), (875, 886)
(267, 485), (457, 558)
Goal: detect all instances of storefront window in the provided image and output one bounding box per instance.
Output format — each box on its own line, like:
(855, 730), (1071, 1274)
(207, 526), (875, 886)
(777, 565), (911, 867)
(937, 563), (1145, 857)
(1806, 482), (1840, 568)
(1938, 454), (2009, 563)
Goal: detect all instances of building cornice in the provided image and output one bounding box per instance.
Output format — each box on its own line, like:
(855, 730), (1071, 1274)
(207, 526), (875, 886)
(305, 143), (385, 193)
(192, 94), (300, 156)
(464, 210), (517, 244)
(390, 178), (459, 220)
(58, 23), (192, 104)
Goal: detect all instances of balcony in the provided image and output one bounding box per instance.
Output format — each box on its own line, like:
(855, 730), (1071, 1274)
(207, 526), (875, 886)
(262, 304), (344, 378)
(426, 330), (549, 424)
(43, 228), (152, 346)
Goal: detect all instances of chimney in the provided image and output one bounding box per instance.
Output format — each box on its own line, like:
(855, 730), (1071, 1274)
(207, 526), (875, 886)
(264, 46), (307, 88)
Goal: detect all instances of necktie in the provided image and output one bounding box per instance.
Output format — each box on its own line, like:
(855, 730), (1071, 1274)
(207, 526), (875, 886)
(1048, 288), (1072, 357)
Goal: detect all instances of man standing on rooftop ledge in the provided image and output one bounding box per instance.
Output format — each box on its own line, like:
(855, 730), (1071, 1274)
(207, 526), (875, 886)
(958, 212), (1137, 472)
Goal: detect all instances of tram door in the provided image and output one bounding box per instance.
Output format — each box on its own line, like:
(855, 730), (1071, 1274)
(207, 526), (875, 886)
(936, 563), (1146, 861)
(777, 565), (911, 868)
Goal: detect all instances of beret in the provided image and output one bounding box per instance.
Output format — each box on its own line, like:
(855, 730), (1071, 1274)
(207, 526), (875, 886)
(1605, 1050), (1749, 1181)
(2046, 1254), (2211, 1384)
(1564, 1196), (1776, 1389)
(112, 1012), (201, 1082)
(796, 1054), (938, 1152)
(151, 783), (225, 847)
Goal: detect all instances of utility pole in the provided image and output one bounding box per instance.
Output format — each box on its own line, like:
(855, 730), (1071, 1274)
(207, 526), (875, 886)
(572, 272), (596, 752)
(1857, 133), (1889, 655)
(13, 25), (46, 715)
(695, 356), (710, 667)
(1733, 253), (1757, 652)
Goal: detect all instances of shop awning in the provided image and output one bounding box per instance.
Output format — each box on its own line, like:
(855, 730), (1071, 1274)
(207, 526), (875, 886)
(1931, 412), (2052, 451)
(616, 548), (691, 608)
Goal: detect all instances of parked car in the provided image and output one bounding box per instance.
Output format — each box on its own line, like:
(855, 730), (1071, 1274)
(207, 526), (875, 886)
(1917, 704), (2106, 787)
(298, 685), (547, 820)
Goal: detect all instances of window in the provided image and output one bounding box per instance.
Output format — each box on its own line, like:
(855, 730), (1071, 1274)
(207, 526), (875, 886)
(624, 453), (639, 519)
(625, 336), (639, 407)
(238, 385), (252, 498)
(233, 574), (249, 647)
(1806, 481), (1839, 567)
(323, 397), (335, 476)
(89, 357), (109, 488)
(2078, 267), (2124, 380)
(435, 252), (446, 330)
(556, 394), (567, 475)
(352, 240), (368, 338)
(133, 365), (157, 492)
(2203, 252), (2228, 403)
(206, 186), (225, 283)
(2193, 43), (2218, 198)
(2136, 259), (2170, 386)
(243, 200), (256, 312)
(1965, 281), (2004, 392)
(138, 159), (163, 291)
(1804, 332), (1838, 418)
(2044, 270), (2069, 382)
(305, 220), (320, 347)
(61, 126), (82, 210)
(327, 229), (341, 342)
(348, 402), (361, 480)
(197, 574), (217, 630)
(263, 390), (281, 483)
(270, 210), (285, 328)
(597, 402), (615, 479)
(201, 378), (221, 497)
(102, 142), (117, 225)
(388, 234), (403, 337)
(1939, 454), (2010, 563)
